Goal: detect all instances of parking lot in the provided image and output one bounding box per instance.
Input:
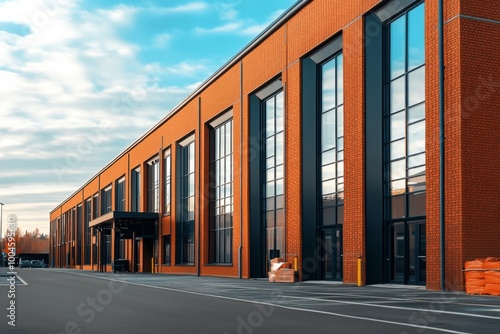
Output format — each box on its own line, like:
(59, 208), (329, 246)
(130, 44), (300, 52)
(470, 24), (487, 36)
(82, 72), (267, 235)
(2, 268), (500, 333)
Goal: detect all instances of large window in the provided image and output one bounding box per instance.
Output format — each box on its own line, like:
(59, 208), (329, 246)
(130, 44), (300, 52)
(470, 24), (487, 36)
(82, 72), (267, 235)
(131, 167), (141, 212)
(384, 3), (426, 222)
(263, 91), (285, 260)
(92, 193), (98, 264)
(164, 149), (171, 215)
(115, 177), (125, 211)
(84, 198), (91, 265)
(320, 54), (344, 226)
(384, 3), (426, 284)
(92, 194), (99, 219)
(101, 185), (112, 214)
(210, 118), (233, 264)
(76, 204), (82, 265)
(147, 157), (160, 213)
(178, 140), (195, 264)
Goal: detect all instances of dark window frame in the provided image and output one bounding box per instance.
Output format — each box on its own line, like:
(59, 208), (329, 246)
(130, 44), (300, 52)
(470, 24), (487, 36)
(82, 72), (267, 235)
(147, 157), (160, 213)
(115, 177), (126, 212)
(209, 117), (233, 264)
(177, 138), (195, 265)
(164, 149), (171, 216)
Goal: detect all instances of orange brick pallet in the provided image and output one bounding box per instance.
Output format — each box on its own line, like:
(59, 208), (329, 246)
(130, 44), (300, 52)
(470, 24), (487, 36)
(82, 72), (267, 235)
(464, 258), (500, 296)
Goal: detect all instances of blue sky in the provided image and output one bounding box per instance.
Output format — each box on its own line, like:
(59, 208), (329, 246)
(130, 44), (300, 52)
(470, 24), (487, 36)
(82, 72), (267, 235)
(0, 0), (297, 235)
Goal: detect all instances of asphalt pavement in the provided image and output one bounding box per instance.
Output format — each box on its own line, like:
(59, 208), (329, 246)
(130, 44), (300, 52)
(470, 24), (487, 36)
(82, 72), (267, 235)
(1, 267), (500, 334)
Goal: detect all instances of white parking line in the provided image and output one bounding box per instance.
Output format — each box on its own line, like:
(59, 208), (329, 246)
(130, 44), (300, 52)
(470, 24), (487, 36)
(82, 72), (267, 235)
(282, 295), (500, 321)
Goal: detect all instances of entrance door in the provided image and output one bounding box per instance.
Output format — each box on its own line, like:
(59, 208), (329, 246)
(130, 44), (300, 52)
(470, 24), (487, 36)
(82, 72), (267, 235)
(388, 221), (426, 285)
(322, 227), (343, 280)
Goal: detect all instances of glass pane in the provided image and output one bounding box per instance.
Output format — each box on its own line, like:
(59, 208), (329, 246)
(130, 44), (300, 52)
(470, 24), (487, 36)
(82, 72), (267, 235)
(276, 195), (284, 209)
(322, 163), (335, 181)
(390, 139), (405, 160)
(322, 179), (336, 196)
(276, 133), (284, 165)
(337, 161), (344, 178)
(266, 157), (274, 169)
(266, 181), (275, 198)
(408, 3), (425, 71)
(323, 194), (335, 208)
(322, 60), (336, 112)
(266, 98), (275, 137)
(323, 150), (335, 165)
(266, 137), (274, 158)
(390, 76), (406, 113)
(337, 150), (344, 161)
(337, 54), (344, 105)
(189, 143), (195, 173)
(408, 173), (426, 193)
(276, 165), (283, 179)
(408, 152), (425, 168)
(391, 179), (406, 196)
(337, 205), (344, 225)
(337, 137), (344, 151)
(323, 207), (335, 225)
(322, 110), (336, 151)
(390, 159), (406, 181)
(276, 92), (284, 133)
(408, 103), (425, 123)
(266, 211), (275, 228)
(226, 123), (232, 155)
(276, 178), (283, 196)
(266, 198), (274, 211)
(266, 167), (274, 181)
(408, 66), (425, 106)
(408, 165), (425, 178)
(408, 120), (425, 155)
(409, 191), (426, 217)
(390, 15), (406, 79)
(215, 129), (220, 159)
(337, 192), (344, 206)
(337, 106), (344, 138)
(189, 174), (195, 196)
(276, 209), (285, 227)
(391, 195), (406, 219)
(390, 110), (406, 141)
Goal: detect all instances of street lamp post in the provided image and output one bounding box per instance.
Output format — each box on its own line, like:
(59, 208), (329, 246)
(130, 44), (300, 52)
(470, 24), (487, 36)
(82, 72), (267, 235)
(0, 202), (4, 267)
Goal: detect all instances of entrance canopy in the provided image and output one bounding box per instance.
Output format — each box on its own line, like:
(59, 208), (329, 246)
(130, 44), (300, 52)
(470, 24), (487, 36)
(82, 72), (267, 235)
(89, 211), (159, 238)
(89, 211), (158, 227)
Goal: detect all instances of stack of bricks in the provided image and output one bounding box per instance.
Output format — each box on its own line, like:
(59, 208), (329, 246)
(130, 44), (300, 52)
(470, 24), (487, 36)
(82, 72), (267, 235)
(464, 259), (485, 295)
(464, 258), (500, 295)
(484, 258), (500, 296)
(268, 258), (296, 283)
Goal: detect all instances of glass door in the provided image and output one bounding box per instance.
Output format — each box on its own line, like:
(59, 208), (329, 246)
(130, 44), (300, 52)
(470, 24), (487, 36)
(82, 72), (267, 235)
(388, 221), (426, 285)
(322, 227), (343, 280)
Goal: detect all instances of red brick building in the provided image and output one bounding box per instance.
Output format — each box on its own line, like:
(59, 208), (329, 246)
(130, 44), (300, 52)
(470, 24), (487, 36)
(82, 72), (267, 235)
(50, 0), (500, 291)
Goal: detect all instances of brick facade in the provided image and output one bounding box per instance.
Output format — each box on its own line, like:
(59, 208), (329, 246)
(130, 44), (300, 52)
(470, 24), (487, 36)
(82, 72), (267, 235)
(50, 0), (500, 291)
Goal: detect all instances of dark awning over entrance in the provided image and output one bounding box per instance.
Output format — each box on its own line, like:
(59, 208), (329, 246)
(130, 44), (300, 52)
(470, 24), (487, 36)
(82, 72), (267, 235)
(89, 211), (159, 228)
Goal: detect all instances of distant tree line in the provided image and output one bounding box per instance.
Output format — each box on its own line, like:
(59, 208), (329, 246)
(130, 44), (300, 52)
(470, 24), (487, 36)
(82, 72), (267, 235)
(2, 227), (49, 254)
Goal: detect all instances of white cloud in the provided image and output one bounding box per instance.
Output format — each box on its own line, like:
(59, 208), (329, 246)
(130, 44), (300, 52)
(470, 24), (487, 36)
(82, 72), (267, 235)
(194, 22), (243, 34)
(144, 2), (209, 15)
(153, 33), (172, 49)
(0, 0), (199, 235)
(213, 0), (241, 21)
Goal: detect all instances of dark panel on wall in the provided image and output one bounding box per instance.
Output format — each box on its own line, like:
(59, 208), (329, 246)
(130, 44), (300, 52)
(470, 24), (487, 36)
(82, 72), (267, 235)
(365, 13), (385, 285)
(249, 94), (264, 278)
(301, 57), (320, 281)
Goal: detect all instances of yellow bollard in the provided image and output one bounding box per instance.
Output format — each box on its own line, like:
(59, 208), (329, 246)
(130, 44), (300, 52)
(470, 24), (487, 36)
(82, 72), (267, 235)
(357, 256), (362, 287)
(151, 257), (154, 274)
(293, 256), (298, 272)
